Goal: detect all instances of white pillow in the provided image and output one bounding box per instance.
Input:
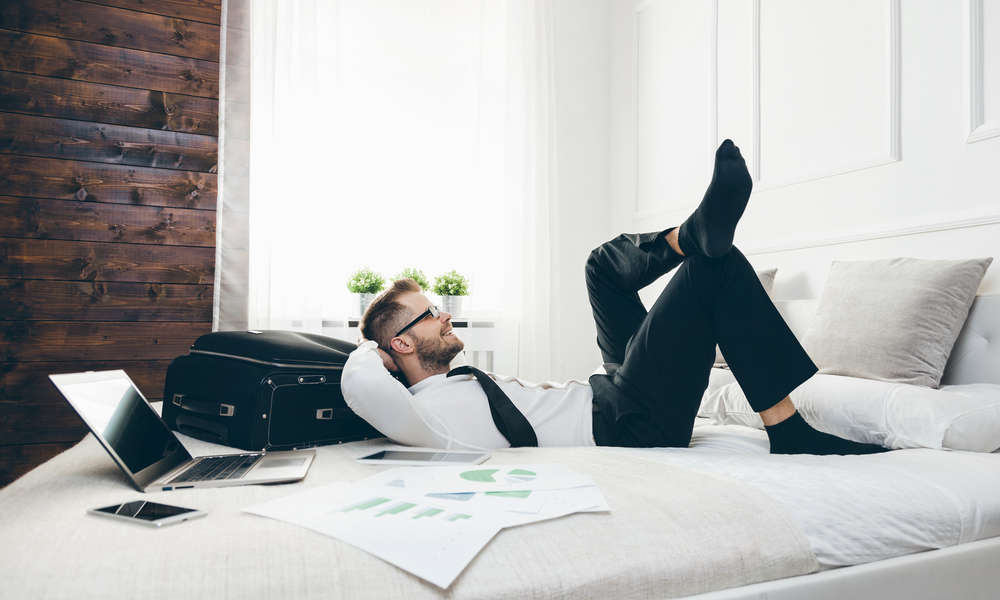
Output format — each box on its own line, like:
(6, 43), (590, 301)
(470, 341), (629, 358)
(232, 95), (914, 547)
(715, 268), (777, 368)
(699, 375), (1000, 452)
(801, 257), (992, 388)
(699, 369), (761, 428)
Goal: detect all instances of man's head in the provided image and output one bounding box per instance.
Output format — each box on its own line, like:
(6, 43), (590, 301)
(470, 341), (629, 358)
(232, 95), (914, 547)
(360, 279), (464, 379)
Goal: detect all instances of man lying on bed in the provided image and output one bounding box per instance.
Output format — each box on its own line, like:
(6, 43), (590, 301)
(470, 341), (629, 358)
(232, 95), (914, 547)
(342, 140), (886, 455)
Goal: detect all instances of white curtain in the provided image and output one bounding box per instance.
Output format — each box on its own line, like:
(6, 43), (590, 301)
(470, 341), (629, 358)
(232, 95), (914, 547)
(246, 0), (560, 380)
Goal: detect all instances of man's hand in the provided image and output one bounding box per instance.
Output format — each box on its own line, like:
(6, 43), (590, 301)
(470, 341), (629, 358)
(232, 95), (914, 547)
(360, 336), (400, 373)
(378, 347), (399, 373)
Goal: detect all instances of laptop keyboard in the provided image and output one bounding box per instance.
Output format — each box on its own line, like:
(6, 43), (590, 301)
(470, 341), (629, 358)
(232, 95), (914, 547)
(170, 454), (263, 483)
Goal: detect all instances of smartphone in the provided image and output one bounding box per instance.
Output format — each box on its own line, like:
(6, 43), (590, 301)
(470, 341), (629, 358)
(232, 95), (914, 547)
(88, 501), (206, 528)
(355, 450), (490, 466)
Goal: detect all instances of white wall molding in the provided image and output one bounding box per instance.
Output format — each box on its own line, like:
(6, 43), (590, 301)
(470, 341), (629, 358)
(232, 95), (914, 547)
(753, 0), (902, 192)
(966, 0), (1000, 143)
(710, 0), (719, 155)
(751, 0), (761, 183)
(742, 206), (1000, 256)
(631, 0), (718, 221)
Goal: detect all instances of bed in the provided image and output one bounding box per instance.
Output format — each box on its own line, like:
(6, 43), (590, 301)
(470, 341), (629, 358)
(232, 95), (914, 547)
(2, 268), (999, 599)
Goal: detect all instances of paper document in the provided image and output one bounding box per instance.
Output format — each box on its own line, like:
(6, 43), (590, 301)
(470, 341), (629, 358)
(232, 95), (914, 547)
(359, 463), (594, 494)
(356, 466), (609, 528)
(244, 482), (502, 589)
(243, 464), (609, 589)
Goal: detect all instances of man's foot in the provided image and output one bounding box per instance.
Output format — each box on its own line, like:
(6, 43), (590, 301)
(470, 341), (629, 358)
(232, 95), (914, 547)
(676, 139), (753, 258)
(765, 412), (889, 455)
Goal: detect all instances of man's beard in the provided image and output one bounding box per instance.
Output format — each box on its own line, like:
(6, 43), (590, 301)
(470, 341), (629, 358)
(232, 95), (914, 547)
(411, 330), (465, 373)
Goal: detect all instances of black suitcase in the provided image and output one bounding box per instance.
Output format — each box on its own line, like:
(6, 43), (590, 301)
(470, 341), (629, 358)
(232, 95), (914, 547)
(162, 330), (382, 451)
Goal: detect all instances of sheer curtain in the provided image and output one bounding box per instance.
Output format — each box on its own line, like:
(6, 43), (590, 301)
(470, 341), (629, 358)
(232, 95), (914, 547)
(245, 0), (560, 380)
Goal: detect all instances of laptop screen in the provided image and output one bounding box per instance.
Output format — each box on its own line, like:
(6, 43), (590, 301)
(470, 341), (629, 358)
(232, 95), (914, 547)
(51, 372), (189, 478)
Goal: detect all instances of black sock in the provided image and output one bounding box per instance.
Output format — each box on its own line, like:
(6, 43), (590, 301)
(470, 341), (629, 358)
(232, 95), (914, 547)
(765, 412), (889, 455)
(676, 139), (753, 258)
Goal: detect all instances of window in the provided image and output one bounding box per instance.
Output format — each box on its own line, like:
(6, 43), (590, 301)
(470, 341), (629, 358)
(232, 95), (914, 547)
(246, 0), (558, 378)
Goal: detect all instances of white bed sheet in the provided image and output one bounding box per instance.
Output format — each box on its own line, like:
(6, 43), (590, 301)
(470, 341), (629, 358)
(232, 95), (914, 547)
(612, 419), (1000, 569)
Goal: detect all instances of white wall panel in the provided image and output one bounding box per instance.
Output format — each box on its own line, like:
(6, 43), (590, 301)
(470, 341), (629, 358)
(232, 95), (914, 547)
(756, 0), (899, 190)
(608, 0), (1000, 316)
(717, 0), (757, 178)
(551, 0), (613, 380)
(634, 0), (716, 218)
(986, 1), (1000, 123)
(967, 0), (1000, 142)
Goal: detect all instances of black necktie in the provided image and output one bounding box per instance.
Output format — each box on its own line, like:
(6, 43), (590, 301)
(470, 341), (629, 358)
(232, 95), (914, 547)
(447, 366), (538, 447)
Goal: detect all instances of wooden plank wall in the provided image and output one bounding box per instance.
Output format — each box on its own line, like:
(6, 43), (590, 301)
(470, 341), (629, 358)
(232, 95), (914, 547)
(0, 0), (222, 487)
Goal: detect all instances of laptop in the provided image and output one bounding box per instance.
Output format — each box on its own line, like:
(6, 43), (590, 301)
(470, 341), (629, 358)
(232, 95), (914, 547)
(50, 370), (316, 493)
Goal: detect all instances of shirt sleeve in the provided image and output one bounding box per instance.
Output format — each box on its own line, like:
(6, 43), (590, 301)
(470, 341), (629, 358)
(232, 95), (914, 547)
(341, 341), (450, 448)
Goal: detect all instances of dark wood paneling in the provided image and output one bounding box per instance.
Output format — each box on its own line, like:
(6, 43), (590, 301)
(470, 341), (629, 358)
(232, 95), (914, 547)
(0, 196), (216, 246)
(0, 71), (219, 135)
(83, 0), (222, 27)
(1, 0), (221, 62)
(2, 0), (219, 486)
(0, 279), (213, 321)
(0, 360), (170, 404)
(0, 403), (87, 445)
(0, 112), (218, 171)
(0, 321), (207, 361)
(0, 442), (77, 488)
(0, 156), (217, 209)
(0, 30), (220, 98)
(0, 239), (215, 283)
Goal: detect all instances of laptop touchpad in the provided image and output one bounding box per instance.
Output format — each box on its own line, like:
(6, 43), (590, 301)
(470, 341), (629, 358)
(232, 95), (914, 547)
(259, 458), (307, 469)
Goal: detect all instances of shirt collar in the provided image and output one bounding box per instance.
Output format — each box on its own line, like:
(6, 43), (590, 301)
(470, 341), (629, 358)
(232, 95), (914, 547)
(407, 373), (447, 394)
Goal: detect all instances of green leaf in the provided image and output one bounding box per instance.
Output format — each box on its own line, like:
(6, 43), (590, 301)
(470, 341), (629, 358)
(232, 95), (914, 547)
(432, 270), (470, 296)
(393, 268), (430, 291)
(346, 267), (386, 294)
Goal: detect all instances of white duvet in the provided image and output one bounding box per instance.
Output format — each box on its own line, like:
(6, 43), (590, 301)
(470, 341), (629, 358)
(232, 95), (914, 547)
(613, 420), (1000, 569)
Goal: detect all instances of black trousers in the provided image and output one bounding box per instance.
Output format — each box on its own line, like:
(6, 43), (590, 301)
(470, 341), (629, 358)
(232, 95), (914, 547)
(586, 230), (817, 448)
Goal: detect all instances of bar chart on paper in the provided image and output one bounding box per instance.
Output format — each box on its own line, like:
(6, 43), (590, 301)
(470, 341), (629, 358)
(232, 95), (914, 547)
(244, 482), (503, 589)
(339, 496), (474, 524)
(243, 466), (610, 589)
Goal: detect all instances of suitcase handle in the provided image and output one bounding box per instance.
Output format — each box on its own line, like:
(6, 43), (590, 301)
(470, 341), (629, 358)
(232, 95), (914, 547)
(172, 394), (235, 417)
(316, 408), (355, 420)
(175, 414), (229, 446)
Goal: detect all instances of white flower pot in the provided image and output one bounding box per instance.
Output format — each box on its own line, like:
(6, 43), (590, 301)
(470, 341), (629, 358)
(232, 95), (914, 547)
(440, 295), (464, 318)
(354, 292), (378, 317)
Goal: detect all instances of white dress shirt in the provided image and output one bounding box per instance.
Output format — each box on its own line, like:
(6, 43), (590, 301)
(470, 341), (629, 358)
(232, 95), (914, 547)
(342, 341), (597, 450)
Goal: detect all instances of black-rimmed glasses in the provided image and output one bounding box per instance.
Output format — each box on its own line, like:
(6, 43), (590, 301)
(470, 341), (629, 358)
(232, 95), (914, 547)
(395, 305), (441, 337)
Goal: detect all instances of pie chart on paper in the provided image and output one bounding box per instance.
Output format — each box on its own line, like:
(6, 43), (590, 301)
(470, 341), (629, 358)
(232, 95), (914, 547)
(459, 468), (537, 485)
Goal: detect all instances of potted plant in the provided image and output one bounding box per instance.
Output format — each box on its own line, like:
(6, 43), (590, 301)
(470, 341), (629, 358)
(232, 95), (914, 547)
(346, 267), (385, 316)
(393, 268), (430, 291)
(432, 270), (470, 317)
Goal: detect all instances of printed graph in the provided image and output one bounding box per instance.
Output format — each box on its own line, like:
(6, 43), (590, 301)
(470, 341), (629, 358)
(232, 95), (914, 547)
(337, 497), (472, 524)
(459, 468), (537, 486)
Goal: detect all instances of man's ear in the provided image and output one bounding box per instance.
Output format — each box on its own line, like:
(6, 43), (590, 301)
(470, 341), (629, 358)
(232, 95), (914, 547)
(390, 336), (414, 356)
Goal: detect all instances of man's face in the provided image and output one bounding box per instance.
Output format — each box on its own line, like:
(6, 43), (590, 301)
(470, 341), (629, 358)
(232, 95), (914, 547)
(398, 293), (464, 370)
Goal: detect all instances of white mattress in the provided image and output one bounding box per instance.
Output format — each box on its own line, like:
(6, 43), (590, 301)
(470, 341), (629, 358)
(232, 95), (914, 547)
(0, 434), (819, 600)
(612, 419), (1000, 569)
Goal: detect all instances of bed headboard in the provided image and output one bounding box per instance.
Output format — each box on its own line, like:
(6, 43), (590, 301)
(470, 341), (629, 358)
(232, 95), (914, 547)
(773, 295), (1000, 386)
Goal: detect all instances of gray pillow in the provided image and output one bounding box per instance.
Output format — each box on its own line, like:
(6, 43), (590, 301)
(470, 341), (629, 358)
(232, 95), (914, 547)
(715, 268), (777, 368)
(801, 257), (993, 388)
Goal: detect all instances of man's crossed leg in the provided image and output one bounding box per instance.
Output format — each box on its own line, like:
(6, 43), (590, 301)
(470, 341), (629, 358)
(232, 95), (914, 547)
(586, 140), (886, 455)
